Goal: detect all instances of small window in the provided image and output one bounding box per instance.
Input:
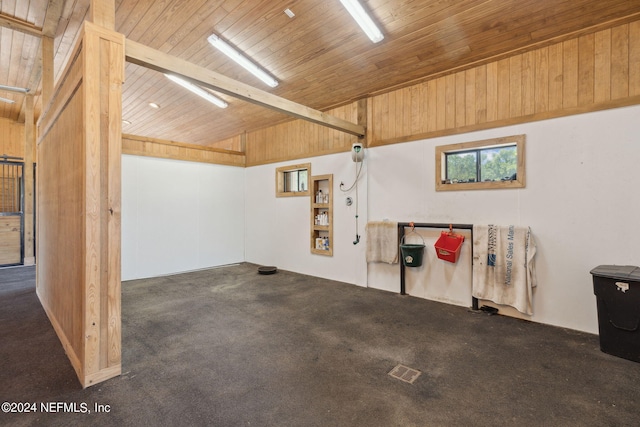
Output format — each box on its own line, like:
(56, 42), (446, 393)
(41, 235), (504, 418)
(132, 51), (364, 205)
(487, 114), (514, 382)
(436, 135), (525, 191)
(276, 163), (311, 197)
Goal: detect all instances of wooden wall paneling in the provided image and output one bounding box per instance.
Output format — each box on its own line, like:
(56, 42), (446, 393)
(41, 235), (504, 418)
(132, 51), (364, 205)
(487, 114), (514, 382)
(425, 80), (437, 133)
(265, 126), (276, 161)
(274, 124), (284, 159)
(610, 24), (629, 99)
(380, 92), (390, 141)
(435, 76), (446, 129)
(402, 87), (412, 137)
(387, 89), (397, 139)
(497, 58), (510, 120)
(594, 29), (612, 103)
(509, 55), (522, 118)
(228, 135), (244, 152)
(0, 118), (24, 157)
(455, 71), (466, 128)
(465, 68), (476, 126)
(37, 66), (85, 377)
(37, 21), (124, 389)
(334, 106), (345, 151)
(392, 89), (402, 138)
(413, 82), (425, 134)
(444, 74), (456, 129)
(522, 51), (536, 115)
(395, 88), (405, 137)
(276, 123), (284, 159)
(252, 129), (264, 165)
(122, 135), (244, 167)
(368, 99), (377, 145)
(534, 47), (549, 113)
(409, 84), (422, 135)
(281, 122), (291, 159)
(294, 122), (304, 158)
(0, 216), (21, 265)
(243, 102), (359, 166)
(475, 64), (487, 124)
(562, 38), (579, 108)
(548, 42), (564, 111)
(312, 119), (323, 154)
(320, 118), (334, 153)
(631, 21), (640, 97)
(486, 61), (498, 122)
(578, 33), (595, 106)
(386, 91), (395, 141)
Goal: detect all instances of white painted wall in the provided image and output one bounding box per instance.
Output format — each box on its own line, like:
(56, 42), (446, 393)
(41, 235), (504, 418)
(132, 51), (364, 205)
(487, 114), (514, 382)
(244, 154), (368, 286)
(245, 105), (640, 334)
(121, 155), (245, 280)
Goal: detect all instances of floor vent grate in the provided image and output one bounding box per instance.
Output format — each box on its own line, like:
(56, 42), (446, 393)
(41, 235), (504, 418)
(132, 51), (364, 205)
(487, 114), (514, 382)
(388, 364), (421, 384)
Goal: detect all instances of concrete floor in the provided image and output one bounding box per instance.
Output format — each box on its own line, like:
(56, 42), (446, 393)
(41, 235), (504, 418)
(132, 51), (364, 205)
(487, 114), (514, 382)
(2, 263), (640, 426)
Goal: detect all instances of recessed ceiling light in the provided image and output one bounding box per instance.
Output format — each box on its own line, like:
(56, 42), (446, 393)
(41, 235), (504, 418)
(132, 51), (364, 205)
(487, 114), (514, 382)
(148, 102), (160, 109)
(207, 33), (279, 88)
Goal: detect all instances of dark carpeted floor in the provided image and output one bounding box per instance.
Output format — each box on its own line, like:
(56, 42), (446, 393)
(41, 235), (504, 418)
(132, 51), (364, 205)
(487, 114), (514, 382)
(1, 263), (640, 426)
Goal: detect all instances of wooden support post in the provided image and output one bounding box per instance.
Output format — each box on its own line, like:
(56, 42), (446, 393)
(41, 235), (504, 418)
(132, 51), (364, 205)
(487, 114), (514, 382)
(37, 21), (124, 388)
(23, 94), (35, 266)
(42, 36), (54, 108)
(89, 0), (115, 30)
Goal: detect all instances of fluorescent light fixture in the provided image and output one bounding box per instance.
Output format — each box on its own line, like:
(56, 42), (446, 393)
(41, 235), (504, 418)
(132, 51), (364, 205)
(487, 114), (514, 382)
(0, 84), (29, 93)
(148, 102), (160, 109)
(207, 33), (279, 88)
(165, 74), (228, 109)
(339, 0), (384, 43)
(122, 119), (132, 125)
(0, 96), (16, 104)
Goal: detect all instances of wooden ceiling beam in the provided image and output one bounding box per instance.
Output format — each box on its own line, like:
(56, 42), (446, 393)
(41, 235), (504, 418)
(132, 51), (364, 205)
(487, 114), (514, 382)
(124, 39), (366, 138)
(17, 0), (66, 122)
(0, 13), (44, 38)
(42, 0), (67, 37)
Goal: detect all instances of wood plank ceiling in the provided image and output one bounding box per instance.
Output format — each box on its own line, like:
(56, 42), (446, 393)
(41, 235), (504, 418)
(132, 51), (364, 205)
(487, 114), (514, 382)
(1, 0), (640, 147)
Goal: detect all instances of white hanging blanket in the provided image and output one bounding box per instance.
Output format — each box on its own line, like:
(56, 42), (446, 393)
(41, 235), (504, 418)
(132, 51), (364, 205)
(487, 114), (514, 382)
(365, 221), (398, 264)
(472, 225), (537, 315)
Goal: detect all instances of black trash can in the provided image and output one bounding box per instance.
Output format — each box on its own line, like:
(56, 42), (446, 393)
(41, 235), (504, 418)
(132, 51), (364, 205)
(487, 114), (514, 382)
(591, 265), (640, 363)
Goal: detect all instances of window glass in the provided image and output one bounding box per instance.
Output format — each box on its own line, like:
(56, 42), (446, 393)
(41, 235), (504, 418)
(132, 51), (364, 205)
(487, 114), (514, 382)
(480, 146), (517, 182)
(436, 135), (525, 191)
(446, 151), (477, 183)
(276, 163), (311, 197)
(284, 169), (308, 192)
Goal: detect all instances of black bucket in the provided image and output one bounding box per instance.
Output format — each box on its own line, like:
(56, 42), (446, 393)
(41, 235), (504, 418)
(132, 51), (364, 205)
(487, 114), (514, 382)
(400, 233), (425, 267)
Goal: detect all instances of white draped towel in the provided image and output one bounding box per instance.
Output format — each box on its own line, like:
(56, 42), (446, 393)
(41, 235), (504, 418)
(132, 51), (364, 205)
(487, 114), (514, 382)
(366, 221), (398, 264)
(472, 225), (537, 315)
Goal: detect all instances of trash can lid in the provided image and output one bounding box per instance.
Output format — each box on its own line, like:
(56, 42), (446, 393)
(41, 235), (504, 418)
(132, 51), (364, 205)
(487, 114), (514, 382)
(590, 265), (640, 281)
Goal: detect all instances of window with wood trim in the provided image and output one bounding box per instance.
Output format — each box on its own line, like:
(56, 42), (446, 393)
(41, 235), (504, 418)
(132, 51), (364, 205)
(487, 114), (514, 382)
(276, 163), (311, 197)
(436, 135), (525, 191)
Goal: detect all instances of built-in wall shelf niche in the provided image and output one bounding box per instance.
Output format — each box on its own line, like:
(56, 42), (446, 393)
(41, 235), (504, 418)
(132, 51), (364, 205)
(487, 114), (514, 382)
(310, 174), (333, 256)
